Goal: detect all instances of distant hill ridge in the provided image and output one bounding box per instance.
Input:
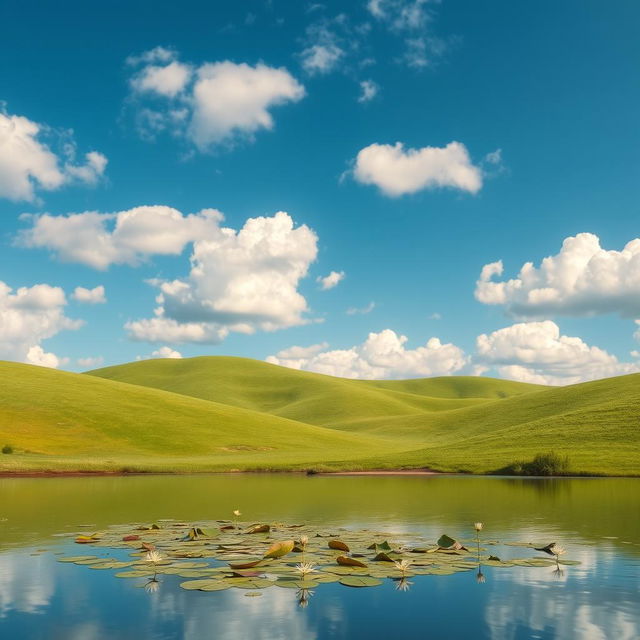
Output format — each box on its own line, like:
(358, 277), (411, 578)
(0, 356), (638, 475)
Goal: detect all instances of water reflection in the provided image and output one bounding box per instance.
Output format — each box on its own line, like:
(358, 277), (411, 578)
(0, 552), (54, 617)
(0, 475), (638, 639)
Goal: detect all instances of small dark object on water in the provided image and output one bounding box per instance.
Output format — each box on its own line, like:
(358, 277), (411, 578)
(1, 444), (13, 454)
(534, 543), (557, 555)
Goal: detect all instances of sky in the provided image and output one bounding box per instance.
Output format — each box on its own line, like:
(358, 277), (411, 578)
(1, 0), (639, 384)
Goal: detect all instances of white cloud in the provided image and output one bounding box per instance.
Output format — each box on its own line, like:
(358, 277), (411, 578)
(301, 44), (344, 75)
(0, 111), (107, 202)
(130, 61), (192, 97)
(0, 280), (80, 367)
(475, 233), (640, 318)
(428, 312), (442, 320)
(127, 49), (305, 151)
(136, 346), (183, 360)
(77, 356), (104, 368)
(126, 211), (318, 344)
(353, 141), (483, 196)
(267, 329), (467, 379)
(358, 79), (379, 103)
(19, 206), (224, 270)
(484, 148), (502, 165)
(189, 62), (305, 149)
(126, 317), (228, 344)
(367, 0), (432, 31)
(367, 1), (445, 68)
(317, 270), (345, 290)
(126, 46), (176, 66)
(475, 321), (640, 385)
(26, 345), (68, 369)
(299, 16), (349, 76)
(346, 301), (375, 315)
(72, 285), (106, 304)
(63, 151), (108, 186)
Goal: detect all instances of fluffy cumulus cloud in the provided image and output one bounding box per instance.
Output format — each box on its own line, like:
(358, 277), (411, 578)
(130, 60), (192, 97)
(137, 346), (183, 360)
(267, 329), (467, 379)
(0, 280), (81, 367)
(127, 48), (305, 151)
(19, 206), (224, 270)
(317, 270), (345, 290)
(0, 110), (107, 202)
(353, 141), (483, 196)
(126, 211), (318, 344)
(476, 321), (640, 385)
(475, 233), (640, 319)
(72, 285), (106, 304)
(189, 62), (305, 149)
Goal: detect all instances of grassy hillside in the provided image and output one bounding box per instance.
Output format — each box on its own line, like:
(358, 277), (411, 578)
(1, 357), (638, 475)
(0, 361), (403, 472)
(89, 357), (542, 426)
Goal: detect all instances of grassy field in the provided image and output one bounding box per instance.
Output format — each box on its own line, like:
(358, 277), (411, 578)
(1, 356), (638, 475)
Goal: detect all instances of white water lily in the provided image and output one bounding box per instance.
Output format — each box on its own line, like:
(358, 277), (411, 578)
(233, 510), (241, 517)
(393, 559), (413, 575)
(145, 551), (163, 564)
(295, 562), (317, 578)
(474, 522), (483, 532)
(550, 544), (566, 557)
(476, 570), (485, 584)
(300, 535), (309, 547)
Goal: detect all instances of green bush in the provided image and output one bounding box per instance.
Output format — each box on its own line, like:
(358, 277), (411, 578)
(497, 452), (570, 476)
(2, 444), (13, 454)
(527, 451), (570, 475)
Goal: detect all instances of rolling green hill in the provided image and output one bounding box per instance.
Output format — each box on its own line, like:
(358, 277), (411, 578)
(1, 356), (638, 475)
(88, 357), (543, 426)
(0, 361), (403, 473)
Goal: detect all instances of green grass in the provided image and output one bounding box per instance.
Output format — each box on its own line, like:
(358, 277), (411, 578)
(1, 356), (639, 475)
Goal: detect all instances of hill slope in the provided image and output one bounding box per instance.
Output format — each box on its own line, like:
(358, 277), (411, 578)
(87, 357), (640, 475)
(0, 361), (402, 472)
(1, 357), (638, 475)
(88, 357), (543, 427)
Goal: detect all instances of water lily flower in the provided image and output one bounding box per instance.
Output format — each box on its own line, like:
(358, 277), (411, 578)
(300, 535), (309, 548)
(393, 559), (413, 575)
(145, 551), (163, 564)
(295, 562), (317, 578)
(549, 544), (566, 558)
(476, 570), (485, 584)
(233, 510), (241, 517)
(474, 522), (484, 532)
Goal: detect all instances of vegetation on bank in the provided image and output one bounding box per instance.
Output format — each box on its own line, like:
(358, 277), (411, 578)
(1, 356), (639, 476)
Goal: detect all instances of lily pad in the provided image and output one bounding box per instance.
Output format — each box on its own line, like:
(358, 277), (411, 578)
(264, 540), (295, 559)
(339, 576), (382, 588)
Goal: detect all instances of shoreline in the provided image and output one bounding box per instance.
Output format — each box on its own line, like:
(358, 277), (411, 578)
(0, 468), (636, 479)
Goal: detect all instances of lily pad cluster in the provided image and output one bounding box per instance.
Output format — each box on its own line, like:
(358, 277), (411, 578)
(54, 520), (579, 595)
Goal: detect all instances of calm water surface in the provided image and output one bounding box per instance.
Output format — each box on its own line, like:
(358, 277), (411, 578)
(0, 474), (639, 640)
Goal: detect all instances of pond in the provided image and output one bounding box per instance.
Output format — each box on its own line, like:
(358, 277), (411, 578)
(0, 474), (639, 639)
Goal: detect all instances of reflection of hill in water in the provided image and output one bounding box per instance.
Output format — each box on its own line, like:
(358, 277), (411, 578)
(1, 475), (638, 557)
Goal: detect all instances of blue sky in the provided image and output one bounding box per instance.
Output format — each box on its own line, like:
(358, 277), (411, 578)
(1, 0), (639, 383)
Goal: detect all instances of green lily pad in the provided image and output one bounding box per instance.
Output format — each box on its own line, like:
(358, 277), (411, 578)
(339, 576), (382, 588)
